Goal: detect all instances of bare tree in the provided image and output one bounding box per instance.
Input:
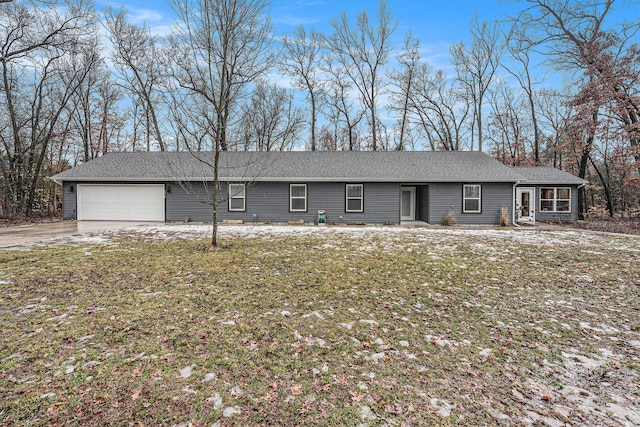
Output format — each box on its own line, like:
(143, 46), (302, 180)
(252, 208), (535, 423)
(104, 7), (167, 151)
(93, 75), (126, 154)
(536, 88), (572, 168)
(502, 24), (543, 163)
(68, 52), (124, 163)
(487, 79), (531, 165)
(325, 0), (397, 151)
(165, 88), (215, 154)
(279, 26), (324, 151)
(587, 132), (630, 217)
(0, 0), (97, 216)
(450, 15), (504, 152)
(322, 58), (366, 151)
(237, 82), (304, 151)
(388, 32), (420, 150)
(409, 64), (471, 151)
(169, 0), (272, 247)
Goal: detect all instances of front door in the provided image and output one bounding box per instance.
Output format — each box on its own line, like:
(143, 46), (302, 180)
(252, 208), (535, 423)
(401, 187), (415, 221)
(516, 188), (535, 224)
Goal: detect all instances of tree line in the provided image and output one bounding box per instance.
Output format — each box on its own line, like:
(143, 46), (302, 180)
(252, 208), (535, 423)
(1, 0), (638, 218)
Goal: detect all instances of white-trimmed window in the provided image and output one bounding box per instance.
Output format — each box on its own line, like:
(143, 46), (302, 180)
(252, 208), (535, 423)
(463, 184), (481, 213)
(290, 184), (307, 212)
(346, 184), (363, 212)
(228, 183), (245, 211)
(540, 187), (571, 212)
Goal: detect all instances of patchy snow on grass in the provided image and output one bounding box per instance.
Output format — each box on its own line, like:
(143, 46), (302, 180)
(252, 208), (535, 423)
(178, 365), (194, 379)
(206, 393), (223, 410)
(14, 222), (638, 267)
(222, 406), (241, 417)
(2, 221), (639, 426)
(538, 347), (640, 426)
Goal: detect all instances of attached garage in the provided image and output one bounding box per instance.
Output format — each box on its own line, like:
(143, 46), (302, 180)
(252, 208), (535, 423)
(77, 184), (165, 221)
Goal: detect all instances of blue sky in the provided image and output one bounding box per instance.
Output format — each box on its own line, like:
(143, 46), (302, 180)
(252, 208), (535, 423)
(101, 0), (521, 70)
(271, 0), (519, 69)
(100, 0), (639, 76)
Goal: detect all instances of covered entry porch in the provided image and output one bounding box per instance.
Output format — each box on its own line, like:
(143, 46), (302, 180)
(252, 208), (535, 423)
(400, 185), (429, 223)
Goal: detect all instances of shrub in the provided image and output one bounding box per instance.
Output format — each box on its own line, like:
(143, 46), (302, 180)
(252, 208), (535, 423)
(500, 207), (509, 226)
(443, 209), (455, 226)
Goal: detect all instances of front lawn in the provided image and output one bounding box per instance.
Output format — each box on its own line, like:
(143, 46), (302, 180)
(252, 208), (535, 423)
(1, 226), (639, 426)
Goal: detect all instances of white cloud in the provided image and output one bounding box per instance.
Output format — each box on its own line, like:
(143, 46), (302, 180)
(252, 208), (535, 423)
(128, 8), (165, 24)
(419, 41), (456, 74)
(272, 15), (321, 27)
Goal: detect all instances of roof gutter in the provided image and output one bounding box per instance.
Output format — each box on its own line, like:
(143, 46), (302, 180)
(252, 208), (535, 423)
(51, 176), (522, 183)
(519, 181), (587, 186)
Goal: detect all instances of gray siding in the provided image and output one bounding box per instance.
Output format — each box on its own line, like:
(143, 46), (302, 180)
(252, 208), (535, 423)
(59, 179), (538, 226)
(518, 185), (580, 221)
(165, 182), (214, 222)
(428, 182), (514, 225)
(62, 182), (77, 220)
(166, 181), (401, 224)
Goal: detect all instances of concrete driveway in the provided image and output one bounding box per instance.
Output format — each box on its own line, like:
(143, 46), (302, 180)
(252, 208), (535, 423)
(0, 221), (160, 249)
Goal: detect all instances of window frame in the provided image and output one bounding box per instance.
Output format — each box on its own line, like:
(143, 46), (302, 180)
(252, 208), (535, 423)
(228, 183), (246, 212)
(540, 187), (571, 212)
(345, 184), (364, 213)
(289, 184), (307, 212)
(462, 184), (482, 213)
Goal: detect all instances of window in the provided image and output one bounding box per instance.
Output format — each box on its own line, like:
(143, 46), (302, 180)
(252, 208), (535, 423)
(346, 184), (363, 212)
(290, 184), (307, 212)
(463, 184), (481, 213)
(540, 187), (570, 212)
(228, 183), (245, 211)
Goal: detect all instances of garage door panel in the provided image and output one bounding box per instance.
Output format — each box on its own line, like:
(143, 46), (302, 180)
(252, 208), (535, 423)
(77, 184), (165, 221)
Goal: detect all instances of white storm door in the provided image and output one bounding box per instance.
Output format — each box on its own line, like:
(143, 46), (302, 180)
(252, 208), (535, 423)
(516, 188), (535, 224)
(401, 187), (415, 221)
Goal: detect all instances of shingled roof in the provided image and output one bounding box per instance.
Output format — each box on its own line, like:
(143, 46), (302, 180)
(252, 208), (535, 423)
(52, 151), (557, 183)
(513, 166), (586, 185)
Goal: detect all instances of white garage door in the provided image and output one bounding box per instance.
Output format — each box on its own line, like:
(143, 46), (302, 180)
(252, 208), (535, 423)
(77, 184), (165, 221)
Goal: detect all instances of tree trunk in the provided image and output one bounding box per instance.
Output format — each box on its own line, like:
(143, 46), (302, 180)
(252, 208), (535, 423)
(212, 150), (220, 247)
(397, 74), (411, 151)
(529, 96), (540, 164)
(148, 97), (165, 151)
(2, 58), (25, 215)
(370, 102), (377, 151)
(310, 90), (316, 151)
(589, 155), (614, 217)
(477, 92), (484, 152)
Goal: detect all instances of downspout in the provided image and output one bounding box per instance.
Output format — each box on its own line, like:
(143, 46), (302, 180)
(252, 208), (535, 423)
(512, 180), (521, 227)
(49, 176), (63, 218)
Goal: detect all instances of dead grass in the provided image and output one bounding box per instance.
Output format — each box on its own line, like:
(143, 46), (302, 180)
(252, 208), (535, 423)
(1, 228), (639, 426)
(570, 217), (640, 236)
(0, 215), (61, 228)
